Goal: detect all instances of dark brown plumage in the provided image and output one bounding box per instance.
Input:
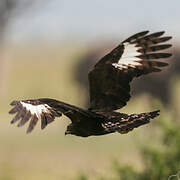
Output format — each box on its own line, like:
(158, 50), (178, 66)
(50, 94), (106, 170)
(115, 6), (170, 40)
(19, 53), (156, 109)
(9, 30), (172, 137)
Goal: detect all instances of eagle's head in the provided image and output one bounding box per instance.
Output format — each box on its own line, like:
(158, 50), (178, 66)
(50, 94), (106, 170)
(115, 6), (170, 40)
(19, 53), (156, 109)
(65, 123), (90, 137)
(65, 123), (76, 135)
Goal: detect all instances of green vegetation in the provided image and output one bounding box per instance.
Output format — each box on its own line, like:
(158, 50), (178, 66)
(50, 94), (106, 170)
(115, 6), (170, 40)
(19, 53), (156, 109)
(114, 113), (180, 180)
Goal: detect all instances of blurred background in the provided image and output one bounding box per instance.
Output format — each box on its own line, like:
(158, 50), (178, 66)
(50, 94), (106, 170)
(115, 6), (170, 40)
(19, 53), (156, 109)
(1, 0), (180, 179)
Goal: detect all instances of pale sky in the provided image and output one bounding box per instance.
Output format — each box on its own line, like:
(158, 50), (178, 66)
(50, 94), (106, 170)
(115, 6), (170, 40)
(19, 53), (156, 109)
(8, 0), (180, 43)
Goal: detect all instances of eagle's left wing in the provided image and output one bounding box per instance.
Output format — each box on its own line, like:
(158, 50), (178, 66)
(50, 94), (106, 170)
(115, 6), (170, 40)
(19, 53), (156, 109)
(9, 98), (96, 133)
(88, 31), (172, 111)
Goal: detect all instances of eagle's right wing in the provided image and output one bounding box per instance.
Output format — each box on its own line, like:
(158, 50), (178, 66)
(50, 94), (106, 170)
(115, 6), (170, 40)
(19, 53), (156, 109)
(88, 31), (172, 112)
(9, 98), (96, 133)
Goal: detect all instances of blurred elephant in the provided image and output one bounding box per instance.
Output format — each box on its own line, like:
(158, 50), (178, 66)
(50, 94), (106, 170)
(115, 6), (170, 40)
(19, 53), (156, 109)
(74, 43), (178, 108)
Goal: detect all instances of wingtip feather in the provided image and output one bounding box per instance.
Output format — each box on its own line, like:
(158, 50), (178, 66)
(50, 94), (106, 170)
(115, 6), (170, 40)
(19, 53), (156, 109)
(10, 100), (18, 106)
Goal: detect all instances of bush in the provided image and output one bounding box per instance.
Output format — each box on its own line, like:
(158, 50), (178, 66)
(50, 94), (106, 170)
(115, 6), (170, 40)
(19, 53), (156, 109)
(115, 112), (180, 180)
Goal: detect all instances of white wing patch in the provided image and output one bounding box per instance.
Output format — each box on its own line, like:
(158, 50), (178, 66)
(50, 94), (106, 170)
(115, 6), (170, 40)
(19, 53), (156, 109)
(112, 42), (142, 70)
(9, 100), (62, 133)
(20, 101), (50, 119)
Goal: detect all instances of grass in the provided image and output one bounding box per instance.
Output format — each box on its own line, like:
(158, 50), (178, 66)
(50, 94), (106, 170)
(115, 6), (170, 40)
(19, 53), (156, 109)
(0, 43), (178, 179)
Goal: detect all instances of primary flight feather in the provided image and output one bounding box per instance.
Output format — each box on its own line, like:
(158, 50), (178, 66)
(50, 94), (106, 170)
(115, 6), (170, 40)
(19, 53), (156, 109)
(9, 30), (172, 137)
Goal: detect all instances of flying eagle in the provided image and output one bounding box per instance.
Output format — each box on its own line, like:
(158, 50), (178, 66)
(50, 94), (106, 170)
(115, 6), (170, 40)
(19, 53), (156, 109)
(9, 31), (172, 137)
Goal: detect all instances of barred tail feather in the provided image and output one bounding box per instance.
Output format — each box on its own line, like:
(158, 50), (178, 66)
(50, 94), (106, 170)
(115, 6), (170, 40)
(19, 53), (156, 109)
(102, 110), (160, 134)
(118, 110), (160, 134)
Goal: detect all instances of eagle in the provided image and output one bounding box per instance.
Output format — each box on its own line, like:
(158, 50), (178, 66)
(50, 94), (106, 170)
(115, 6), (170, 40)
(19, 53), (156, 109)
(9, 31), (172, 137)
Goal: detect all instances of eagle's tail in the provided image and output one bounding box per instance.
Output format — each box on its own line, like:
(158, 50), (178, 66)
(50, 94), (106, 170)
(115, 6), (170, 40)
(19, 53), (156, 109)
(102, 110), (160, 134)
(117, 110), (160, 134)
